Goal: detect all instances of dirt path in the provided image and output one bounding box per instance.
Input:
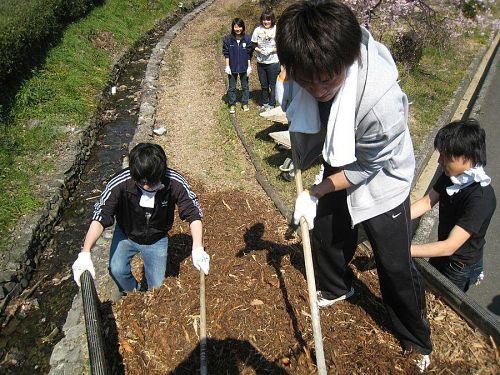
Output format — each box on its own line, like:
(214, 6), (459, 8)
(156, 0), (259, 193)
(111, 1), (500, 374)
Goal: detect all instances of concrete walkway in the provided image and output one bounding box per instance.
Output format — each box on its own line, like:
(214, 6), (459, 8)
(466, 45), (500, 318)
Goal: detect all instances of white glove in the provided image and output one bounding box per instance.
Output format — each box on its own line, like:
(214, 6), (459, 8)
(224, 65), (232, 75)
(192, 246), (210, 275)
(72, 251), (95, 286)
(247, 66), (252, 76)
(293, 190), (318, 229)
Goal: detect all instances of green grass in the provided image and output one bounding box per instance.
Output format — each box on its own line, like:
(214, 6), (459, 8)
(235, 108), (320, 209)
(400, 37), (482, 147)
(215, 107), (248, 181)
(0, 0), (185, 252)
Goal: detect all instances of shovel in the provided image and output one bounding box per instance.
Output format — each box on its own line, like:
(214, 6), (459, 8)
(200, 270), (208, 375)
(292, 151), (327, 375)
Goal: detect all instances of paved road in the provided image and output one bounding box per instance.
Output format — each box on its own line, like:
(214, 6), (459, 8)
(465, 45), (500, 318)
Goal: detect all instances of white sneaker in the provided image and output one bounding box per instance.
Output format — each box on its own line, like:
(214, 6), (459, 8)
(317, 287), (354, 308)
(415, 354), (430, 372)
(279, 157), (294, 172)
(259, 104), (273, 112)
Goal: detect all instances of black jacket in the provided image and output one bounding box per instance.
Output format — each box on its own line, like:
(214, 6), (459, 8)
(92, 168), (202, 245)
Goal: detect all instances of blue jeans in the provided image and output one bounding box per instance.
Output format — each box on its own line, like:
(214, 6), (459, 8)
(429, 257), (483, 292)
(109, 225), (168, 292)
(227, 73), (249, 105)
(257, 62), (280, 107)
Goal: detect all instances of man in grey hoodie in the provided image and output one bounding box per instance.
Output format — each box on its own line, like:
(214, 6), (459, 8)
(276, 0), (432, 369)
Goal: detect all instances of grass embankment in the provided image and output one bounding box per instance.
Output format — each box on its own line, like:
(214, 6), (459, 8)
(224, 2), (491, 208)
(0, 0), (189, 252)
(401, 38), (487, 147)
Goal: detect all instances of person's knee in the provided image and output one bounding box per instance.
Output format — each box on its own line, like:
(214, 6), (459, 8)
(378, 262), (415, 284)
(145, 264), (166, 290)
(142, 250), (167, 289)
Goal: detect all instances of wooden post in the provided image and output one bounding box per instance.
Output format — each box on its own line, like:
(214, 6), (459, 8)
(200, 271), (208, 375)
(293, 152), (327, 375)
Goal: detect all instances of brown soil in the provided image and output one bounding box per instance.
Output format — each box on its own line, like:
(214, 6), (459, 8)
(110, 0), (500, 374)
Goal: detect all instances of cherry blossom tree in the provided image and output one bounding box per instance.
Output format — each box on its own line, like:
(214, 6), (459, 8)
(343, 0), (498, 39)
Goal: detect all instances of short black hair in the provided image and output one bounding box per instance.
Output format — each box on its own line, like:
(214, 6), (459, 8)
(276, 0), (361, 79)
(231, 18), (246, 36)
(434, 118), (487, 166)
(260, 8), (276, 26)
(129, 143), (167, 184)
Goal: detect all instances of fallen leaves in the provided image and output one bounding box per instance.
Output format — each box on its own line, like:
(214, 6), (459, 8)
(110, 188), (499, 374)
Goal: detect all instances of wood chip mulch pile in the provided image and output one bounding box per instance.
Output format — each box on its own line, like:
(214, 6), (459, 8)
(107, 183), (499, 374)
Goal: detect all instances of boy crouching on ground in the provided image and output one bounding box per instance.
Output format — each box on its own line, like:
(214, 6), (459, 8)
(411, 119), (496, 292)
(72, 142), (210, 292)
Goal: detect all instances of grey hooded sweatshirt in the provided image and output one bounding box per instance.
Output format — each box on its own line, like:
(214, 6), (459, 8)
(288, 27), (415, 225)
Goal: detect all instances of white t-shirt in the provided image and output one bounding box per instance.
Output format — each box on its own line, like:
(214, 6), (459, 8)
(251, 25), (279, 64)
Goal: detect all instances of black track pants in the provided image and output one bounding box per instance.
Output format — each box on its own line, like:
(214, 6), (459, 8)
(312, 189), (432, 354)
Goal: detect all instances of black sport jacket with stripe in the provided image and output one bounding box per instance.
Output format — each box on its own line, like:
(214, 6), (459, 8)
(92, 168), (203, 245)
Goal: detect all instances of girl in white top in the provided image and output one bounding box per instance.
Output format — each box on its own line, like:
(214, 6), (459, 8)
(251, 8), (280, 111)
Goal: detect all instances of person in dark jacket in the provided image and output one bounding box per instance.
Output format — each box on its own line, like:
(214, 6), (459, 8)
(72, 143), (209, 292)
(223, 18), (253, 113)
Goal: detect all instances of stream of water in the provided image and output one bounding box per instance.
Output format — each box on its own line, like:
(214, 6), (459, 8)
(0, 27), (164, 374)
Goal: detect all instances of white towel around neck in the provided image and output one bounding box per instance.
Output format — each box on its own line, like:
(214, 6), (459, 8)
(282, 61), (358, 167)
(446, 165), (491, 196)
(322, 61), (358, 166)
(138, 183), (164, 208)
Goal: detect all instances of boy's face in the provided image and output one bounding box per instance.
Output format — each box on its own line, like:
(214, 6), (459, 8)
(438, 153), (473, 177)
(294, 70), (346, 102)
(137, 180), (164, 193)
